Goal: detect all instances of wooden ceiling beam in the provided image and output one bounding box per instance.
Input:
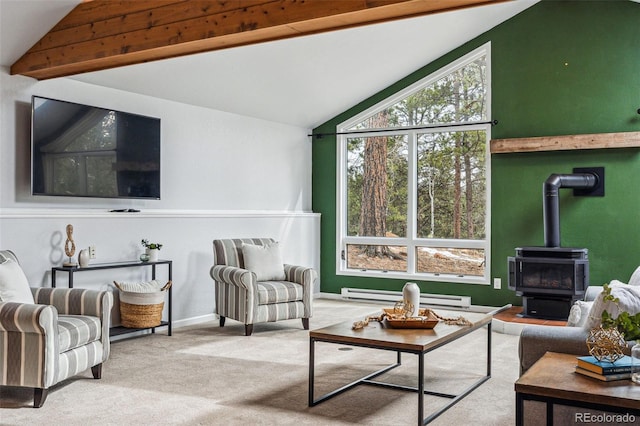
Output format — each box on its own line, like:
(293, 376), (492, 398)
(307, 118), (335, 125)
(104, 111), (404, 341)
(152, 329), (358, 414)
(11, 0), (508, 80)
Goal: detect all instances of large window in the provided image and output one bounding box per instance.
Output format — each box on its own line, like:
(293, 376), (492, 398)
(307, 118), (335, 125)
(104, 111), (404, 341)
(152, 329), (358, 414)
(337, 44), (491, 284)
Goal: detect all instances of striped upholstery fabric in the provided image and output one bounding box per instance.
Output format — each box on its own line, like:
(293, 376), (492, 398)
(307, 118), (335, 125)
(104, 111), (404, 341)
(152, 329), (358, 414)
(32, 287), (112, 362)
(257, 281), (304, 304)
(0, 250), (112, 403)
(210, 239), (316, 332)
(254, 301), (306, 324)
(0, 302), (55, 388)
(284, 264), (315, 318)
(55, 341), (103, 385)
(57, 315), (102, 353)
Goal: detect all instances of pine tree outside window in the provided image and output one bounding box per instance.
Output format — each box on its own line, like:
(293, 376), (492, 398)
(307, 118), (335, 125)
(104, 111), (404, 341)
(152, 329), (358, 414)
(337, 43), (491, 284)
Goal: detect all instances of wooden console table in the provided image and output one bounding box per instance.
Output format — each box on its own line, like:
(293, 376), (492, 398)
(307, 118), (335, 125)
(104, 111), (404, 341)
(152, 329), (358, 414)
(515, 352), (640, 426)
(51, 260), (172, 337)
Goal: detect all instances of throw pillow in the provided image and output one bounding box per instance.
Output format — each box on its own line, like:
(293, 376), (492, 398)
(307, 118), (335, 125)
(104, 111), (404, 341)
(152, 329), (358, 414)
(0, 254), (35, 304)
(628, 265), (640, 287)
(566, 300), (592, 328)
(583, 280), (640, 330)
(242, 242), (286, 281)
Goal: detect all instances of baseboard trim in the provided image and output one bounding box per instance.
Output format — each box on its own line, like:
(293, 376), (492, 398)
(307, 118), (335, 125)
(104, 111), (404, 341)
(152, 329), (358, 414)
(172, 313), (218, 329)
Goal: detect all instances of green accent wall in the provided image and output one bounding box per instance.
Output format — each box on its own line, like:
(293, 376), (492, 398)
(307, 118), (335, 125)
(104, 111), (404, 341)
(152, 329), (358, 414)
(312, 1), (640, 306)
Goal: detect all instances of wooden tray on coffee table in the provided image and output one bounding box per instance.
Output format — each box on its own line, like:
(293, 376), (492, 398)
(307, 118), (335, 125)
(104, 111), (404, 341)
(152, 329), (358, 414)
(382, 308), (440, 329)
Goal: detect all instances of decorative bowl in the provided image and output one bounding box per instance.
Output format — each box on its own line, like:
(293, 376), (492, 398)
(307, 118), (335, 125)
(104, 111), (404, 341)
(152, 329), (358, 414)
(382, 308), (439, 329)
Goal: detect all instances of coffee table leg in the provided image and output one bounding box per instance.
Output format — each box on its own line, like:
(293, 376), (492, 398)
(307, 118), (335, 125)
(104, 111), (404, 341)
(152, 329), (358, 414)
(515, 392), (524, 426)
(309, 337), (315, 406)
(418, 352), (424, 425)
(486, 322), (492, 377)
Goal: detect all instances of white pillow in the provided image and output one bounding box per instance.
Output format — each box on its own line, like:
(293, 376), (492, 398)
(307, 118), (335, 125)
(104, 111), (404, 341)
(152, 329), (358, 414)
(583, 280), (640, 330)
(0, 254), (35, 304)
(242, 242), (286, 281)
(566, 300), (592, 327)
(628, 266), (640, 287)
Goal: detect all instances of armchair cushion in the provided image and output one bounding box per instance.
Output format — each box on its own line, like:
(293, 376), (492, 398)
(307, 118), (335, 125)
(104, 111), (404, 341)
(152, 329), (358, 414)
(257, 281), (304, 304)
(242, 242), (286, 281)
(0, 254), (34, 304)
(58, 315), (102, 353)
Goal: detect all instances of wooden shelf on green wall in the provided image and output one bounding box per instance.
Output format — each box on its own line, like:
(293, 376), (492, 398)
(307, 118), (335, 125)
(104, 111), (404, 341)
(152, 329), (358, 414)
(490, 131), (640, 153)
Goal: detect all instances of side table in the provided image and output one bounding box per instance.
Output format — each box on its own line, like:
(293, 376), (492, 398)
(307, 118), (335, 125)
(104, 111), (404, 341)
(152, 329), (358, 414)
(51, 260), (172, 337)
(515, 351), (640, 426)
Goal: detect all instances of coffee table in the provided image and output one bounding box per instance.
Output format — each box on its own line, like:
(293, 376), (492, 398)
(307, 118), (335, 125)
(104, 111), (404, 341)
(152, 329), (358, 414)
(308, 309), (493, 425)
(515, 351), (640, 426)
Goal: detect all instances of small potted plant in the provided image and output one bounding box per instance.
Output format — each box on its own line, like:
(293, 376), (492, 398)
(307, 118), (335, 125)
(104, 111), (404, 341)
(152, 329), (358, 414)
(141, 239), (163, 262)
(601, 283), (640, 342)
(600, 282), (640, 383)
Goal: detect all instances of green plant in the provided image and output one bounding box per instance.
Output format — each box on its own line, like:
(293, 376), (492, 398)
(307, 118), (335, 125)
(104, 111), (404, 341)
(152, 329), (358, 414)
(141, 239), (162, 250)
(600, 283), (640, 341)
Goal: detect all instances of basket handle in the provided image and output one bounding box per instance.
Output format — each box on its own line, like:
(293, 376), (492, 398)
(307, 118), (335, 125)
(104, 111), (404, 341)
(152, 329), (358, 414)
(113, 280), (171, 291)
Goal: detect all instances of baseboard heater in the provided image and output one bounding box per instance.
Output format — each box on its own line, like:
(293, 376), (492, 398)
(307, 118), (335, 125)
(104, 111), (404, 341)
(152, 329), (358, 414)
(341, 288), (471, 309)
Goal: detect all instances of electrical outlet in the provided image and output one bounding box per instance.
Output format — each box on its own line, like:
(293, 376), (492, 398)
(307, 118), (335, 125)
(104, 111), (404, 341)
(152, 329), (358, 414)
(493, 278), (501, 290)
(89, 245), (96, 259)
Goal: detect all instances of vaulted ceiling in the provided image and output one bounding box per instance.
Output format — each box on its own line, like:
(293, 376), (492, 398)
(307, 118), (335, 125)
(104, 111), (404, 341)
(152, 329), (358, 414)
(1, 0), (540, 128)
(11, 0), (512, 80)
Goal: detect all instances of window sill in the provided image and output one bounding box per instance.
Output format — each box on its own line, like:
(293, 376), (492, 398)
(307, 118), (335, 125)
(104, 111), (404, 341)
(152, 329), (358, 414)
(337, 268), (489, 285)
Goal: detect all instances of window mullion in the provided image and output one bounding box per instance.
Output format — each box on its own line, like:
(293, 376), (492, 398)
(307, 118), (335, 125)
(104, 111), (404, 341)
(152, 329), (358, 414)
(407, 130), (417, 274)
(336, 135), (348, 273)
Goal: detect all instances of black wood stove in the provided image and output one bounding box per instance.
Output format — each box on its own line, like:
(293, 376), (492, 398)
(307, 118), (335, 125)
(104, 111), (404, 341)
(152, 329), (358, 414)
(508, 168), (604, 320)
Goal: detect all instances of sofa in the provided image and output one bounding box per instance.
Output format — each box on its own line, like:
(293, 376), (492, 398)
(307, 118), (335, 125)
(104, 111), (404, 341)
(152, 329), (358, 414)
(518, 266), (640, 374)
(210, 238), (317, 336)
(0, 250), (112, 407)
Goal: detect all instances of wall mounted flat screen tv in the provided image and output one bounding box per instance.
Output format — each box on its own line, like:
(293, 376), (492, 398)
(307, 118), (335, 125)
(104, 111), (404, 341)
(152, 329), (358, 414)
(31, 96), (161, 199)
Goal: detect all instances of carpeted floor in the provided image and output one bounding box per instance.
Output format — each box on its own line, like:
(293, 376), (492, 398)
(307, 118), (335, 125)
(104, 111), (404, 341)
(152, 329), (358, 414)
(0, 299), (521, 425)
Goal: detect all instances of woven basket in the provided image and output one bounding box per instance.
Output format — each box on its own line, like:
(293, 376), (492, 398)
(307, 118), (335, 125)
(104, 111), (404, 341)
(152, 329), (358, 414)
(114, 281), (172, 328)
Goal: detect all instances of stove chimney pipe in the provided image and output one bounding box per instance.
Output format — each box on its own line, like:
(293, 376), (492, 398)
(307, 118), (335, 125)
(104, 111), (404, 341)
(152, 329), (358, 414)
(543, 173), (598, 247)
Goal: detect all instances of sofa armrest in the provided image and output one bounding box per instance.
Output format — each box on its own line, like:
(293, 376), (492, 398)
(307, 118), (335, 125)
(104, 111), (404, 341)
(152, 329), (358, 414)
(0, 301), (58, 388)
(518, 326), (590, 375)
(283, 264), (317, 288)
(0, 301), (57, 334)
(32, 288), (113, 362)
(284, 264), (316, 318)
(584, 285), (604, 302)
(210, 265), (255, 290)
(32, 287), (112, 318)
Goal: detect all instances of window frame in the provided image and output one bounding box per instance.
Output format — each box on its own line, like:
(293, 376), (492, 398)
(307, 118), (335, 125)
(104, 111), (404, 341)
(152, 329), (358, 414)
(336, 43), (492, 285)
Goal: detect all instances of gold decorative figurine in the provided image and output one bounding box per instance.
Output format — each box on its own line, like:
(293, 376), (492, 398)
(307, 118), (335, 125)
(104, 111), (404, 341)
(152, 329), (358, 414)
(63, 224), (77, 267)
(586, 326), (626, 363)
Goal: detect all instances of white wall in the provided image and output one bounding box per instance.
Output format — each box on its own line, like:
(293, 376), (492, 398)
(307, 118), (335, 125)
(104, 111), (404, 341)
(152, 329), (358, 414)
(0, 68), (320, 327)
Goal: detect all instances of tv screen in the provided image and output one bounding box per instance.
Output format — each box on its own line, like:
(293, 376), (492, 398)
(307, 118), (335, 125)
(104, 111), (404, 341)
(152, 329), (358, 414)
(31, 96), (161, 199)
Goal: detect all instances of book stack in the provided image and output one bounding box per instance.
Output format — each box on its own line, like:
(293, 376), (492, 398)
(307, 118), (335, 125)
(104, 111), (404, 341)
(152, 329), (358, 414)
(574, 355), (634, 381)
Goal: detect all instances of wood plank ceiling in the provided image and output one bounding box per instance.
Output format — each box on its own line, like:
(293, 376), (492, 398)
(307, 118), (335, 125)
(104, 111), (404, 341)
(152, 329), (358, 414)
(11, 0), (508, 80)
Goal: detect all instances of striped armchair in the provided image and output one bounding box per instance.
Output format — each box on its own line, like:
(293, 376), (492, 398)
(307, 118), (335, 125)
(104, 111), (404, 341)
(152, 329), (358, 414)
(0, 250), (112, 407)
(210, 238), (316, 336)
